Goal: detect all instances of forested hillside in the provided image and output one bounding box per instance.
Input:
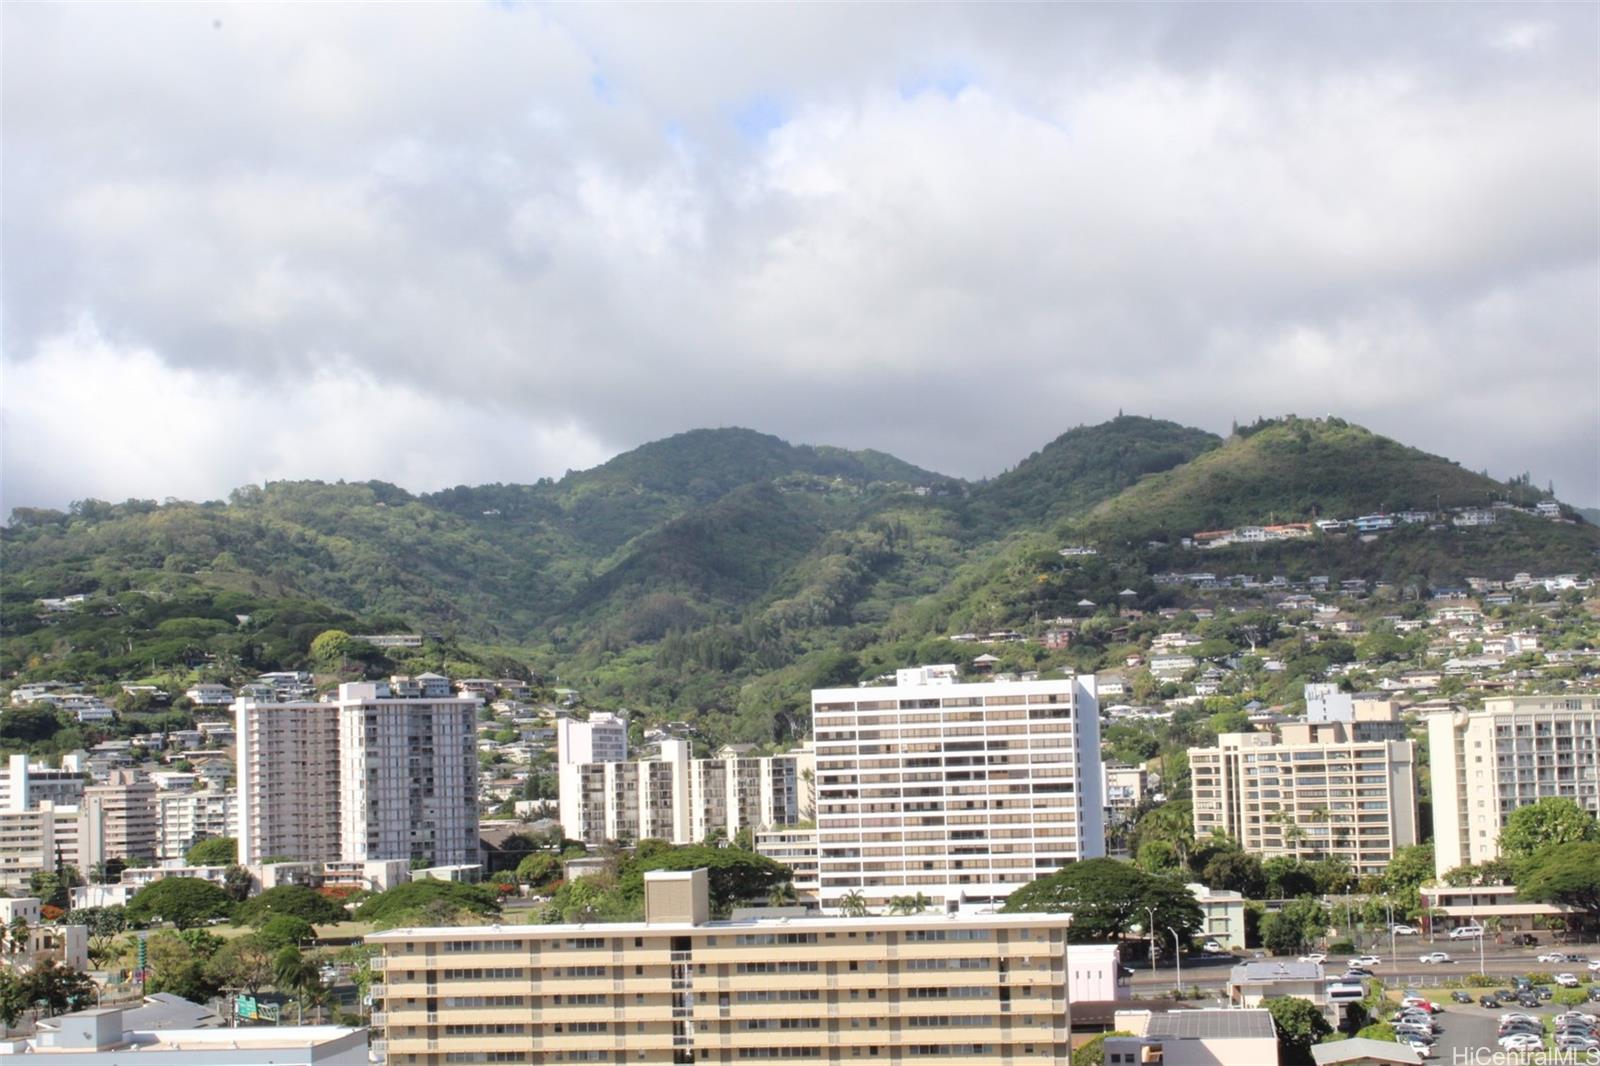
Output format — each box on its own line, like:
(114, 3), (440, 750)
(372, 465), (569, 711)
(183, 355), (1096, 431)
(3, 415), (1592, 745)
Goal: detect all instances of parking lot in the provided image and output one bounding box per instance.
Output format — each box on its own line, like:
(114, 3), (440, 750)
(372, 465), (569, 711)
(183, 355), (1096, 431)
(1399, 994), (1600, 1062)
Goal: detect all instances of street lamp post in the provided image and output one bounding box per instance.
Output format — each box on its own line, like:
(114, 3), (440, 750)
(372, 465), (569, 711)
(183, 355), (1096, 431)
(1479, 927), (1486, 977)
(1168, 928), (1182, 997)
(1385, 900), (1397, 984)
(1144, 906), (1157, 975)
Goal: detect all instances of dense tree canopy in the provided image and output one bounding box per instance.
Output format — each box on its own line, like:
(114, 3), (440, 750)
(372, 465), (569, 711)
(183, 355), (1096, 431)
(1265, 996), (1333, 1065)
(233, 885), (348, 928)
(354, 880), (501, 929)
(1516, 842), (1600, 919)
(1001, 858), (1203, 943)
(1500, 798), (1600, 860)
(185, 836), (238, 866)
(125, 878), (235, 930)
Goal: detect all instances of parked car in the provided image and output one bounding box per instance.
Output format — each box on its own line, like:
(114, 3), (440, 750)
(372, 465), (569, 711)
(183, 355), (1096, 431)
(1588, 960), (1600, 973)
(1450, 925), (1485, 940)
(1557, 1033), (1600, 1052)
(1479, 995), (1501, 1009)
(1556, 973), (1581, 988)
(1201, 940), (1224, 953)
(1419, 952), (1453, 964)
(1538, 987), (1554, 1001)
(1451, 990), (1473, 1004)
(1553, 1011), (1593, 1026)
(1512, 933), (1539, 947)
(1589, 987), (1600, 1003)
(1391, 924), (1420, 936)
(1516, 992), (1542, 1008)
(1499, 1033), (1543, 1051)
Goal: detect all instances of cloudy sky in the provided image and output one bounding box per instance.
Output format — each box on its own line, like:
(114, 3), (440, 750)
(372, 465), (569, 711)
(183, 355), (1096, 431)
(4, 3), (1597, 512)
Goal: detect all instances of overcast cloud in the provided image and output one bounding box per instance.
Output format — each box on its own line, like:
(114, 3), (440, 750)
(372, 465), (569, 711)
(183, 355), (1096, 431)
(3, 2), (1596, 512)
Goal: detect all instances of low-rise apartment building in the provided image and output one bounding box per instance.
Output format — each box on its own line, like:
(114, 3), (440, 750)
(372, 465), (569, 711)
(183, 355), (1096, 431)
(1426, 695), (1600, 877)
(368, 868), (1126, 1065)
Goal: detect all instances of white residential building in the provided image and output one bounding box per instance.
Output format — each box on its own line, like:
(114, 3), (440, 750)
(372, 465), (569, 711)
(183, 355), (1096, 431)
(0, 753), (88, 811)
(155, 789), (238, 863)
(555, 712), (629, 840)
(337, 680), (481, 867)
(1427, 694), (1600, 877)
(0, 802), (81, 895)
(812, 666), (1103, 911)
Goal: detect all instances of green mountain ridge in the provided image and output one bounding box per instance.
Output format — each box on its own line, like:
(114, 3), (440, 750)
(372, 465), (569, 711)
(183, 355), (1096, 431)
(4, 415), (1593, 744)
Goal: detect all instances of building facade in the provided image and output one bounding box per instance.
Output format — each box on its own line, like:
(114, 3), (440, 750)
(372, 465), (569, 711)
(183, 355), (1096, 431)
(236, 700), (342, 865)
(369, 867), (1125, 1066)
(0, 753), (88, 812)
(1190, 721), (1417, 878)
(337, 681), (481, 867)
(80, 771), (158, 871)
(812, 667), (1103, 911)
(560, 738), (811, 848)
(1427, 695), (1600, 877)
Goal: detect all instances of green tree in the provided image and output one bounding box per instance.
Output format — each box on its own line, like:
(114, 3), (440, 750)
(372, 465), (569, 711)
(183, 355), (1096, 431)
(1262, 857), (1317, 899)
(125, 877), (235, 930)
(1260, 898), (1328, 956)
(1001, 858), (1203, 943)
(309, 629), (353, 668)
(1516, 842), (1600, 919)
(1265, 995), (1333, 1065)
(887, 893), (932, 915)
(1072, 1030), (1135, 1066)
(0, 969), (28, 1030)
(629, 845), (791, 915)
(21, 959), (94, 1017)
(515, 853), (562, 892)
(354, 880), (501, 929)
(1354, 1022), (1396, 1041)
(838, 891), (869, 918)
(144, 930), (222, 1002)
(256, 914), (316, 952)
(233, 885), (347, 927)
(184, 836), (238, 866)
(1201, 850), (1266, 898)
(1500, 798), (1600, 860)
(1381, 844), (1435, 896)
(206, 933), (275, 995)
(223, 865), (254, 903)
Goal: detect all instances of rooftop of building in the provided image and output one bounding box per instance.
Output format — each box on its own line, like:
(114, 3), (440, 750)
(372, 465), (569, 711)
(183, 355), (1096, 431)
(1115, 1007), (1276, 1040)
(1310, 1036), (1424, 1065)
(1230, 960), (1324, 983)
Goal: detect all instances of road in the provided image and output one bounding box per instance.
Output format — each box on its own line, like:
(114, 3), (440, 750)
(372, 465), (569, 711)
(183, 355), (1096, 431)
(1127, 940), (1599, 995)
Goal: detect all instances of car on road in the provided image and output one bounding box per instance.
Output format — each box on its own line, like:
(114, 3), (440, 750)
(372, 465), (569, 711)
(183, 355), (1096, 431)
(1589, 960), (1600, 973)
(1299, 953), (1326, 964)
(1539, 952), (1572, 963)
(1343, 968), (1374, 981)
(1479, 995), (1502, 1008)
(1349, 955), (1382, 968)
(1557, 973), (1581, 988)
(1449, 925), (1485, 940)
(1419, 952), (1452, 964)
(1451, 990), (1473, 1004)
(1391, 924), (1419, 936)
(1499, 1033), (1544, 1052)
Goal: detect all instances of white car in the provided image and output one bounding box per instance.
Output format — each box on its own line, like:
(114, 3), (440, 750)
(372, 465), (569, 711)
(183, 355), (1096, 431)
(1202, 940), (1224, 953)
(1391, 924), (1419, 936)
(1449, 925), (1485, 940)
(1419, 952), (1452, 964)
(1498, 1033), (1544, 1051)
(1556, 973), (1581, 988)
(1540, 952), (1571, 963)
(1299, 953), (1327, 964)
(1588, 960), (1600, 973)
(1350, 955), (1383, 968)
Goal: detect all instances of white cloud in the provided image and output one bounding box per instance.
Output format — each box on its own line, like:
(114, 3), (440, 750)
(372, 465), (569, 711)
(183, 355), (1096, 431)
(2, 2), (1596, 509)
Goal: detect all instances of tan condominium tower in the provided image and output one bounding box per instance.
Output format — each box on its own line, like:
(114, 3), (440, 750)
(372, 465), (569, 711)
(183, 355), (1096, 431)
(812, 665), (1103, 912)
(1189, 716), (1417, 879)
(1427, 694), (1600, 877)
(368, 867), (1126, 1065)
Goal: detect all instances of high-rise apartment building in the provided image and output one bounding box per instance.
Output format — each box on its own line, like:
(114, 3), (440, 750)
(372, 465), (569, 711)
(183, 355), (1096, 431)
(0, 802), (80, 894)
(812, 666), (1103, 911)
(368, 867), (1126, 1066)
(1427, 695), (1600, 877)
(80, 770), (158, 871)
(1190, 718), (1417, 877)
(236, 699), (342, 865)
(237, 677), (481, 867)
(337, 680), (481, 867)
(557, 712), (629, 839)
(155, 788), (239, 863)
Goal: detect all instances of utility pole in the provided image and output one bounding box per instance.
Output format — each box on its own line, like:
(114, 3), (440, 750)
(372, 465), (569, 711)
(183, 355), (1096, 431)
(1169, 928), (1183, 997)
(1144, 907), (1158, 974)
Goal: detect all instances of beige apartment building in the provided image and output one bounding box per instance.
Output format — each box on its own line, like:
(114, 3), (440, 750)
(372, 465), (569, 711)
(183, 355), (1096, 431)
(236, 699), (343, 865)
(0, 801), (81, 895)
(80, 770), (158, 871)
(1190, 718), (1417, 877)
(1427, 694), (1600, 877)
(812, 666), (1103, 911)
(369, 868), (1124, 1065)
